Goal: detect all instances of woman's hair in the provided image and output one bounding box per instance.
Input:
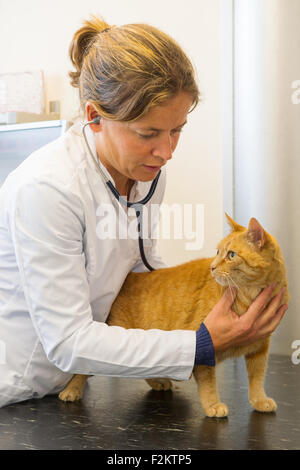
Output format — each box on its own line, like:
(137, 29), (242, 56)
(68, 15), (200, 122)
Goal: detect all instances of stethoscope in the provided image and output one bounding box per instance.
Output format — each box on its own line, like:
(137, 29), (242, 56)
(82, 117), (161, 271)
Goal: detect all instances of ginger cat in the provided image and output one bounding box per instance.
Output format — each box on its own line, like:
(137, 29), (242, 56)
(59, 214), (290, 418)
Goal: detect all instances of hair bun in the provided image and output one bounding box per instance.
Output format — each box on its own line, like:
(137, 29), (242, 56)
(68, 17), (200, 122)
(68, 14), (111, 88)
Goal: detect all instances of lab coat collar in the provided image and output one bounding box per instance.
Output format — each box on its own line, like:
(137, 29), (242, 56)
(71, 120), (154, 203)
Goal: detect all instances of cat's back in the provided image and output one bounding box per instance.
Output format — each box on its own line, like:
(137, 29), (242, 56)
(108, 257), (220, 330)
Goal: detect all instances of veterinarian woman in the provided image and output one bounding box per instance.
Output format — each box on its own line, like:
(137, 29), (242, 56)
(0, 16), (288, 407)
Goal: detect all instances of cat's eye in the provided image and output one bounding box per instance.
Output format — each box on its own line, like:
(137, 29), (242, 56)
(216, 249), (219, 255)
(228, 251), (236, 259)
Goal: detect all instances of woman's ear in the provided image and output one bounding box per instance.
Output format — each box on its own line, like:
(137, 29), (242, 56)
(85, 101), (102, 132)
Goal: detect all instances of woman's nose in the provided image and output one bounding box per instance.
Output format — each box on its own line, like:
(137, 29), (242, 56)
(152, 135), (173, 162)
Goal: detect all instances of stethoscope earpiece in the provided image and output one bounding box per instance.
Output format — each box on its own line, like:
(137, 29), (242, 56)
(92, 117), (101, 124)
(85, 117), (101, 125)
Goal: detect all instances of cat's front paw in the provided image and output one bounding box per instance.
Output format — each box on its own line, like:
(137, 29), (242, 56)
(145, 378), (173, 391)
(251, 397), (277, 413)
(58, 387), (83, 402)
(205, 402), (228, 418)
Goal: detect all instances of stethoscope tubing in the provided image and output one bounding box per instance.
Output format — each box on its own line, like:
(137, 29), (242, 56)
(82, 119), (160, 271)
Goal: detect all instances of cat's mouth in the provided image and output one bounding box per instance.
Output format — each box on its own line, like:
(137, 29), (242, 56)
(214, 277), (228, 286)
(212, 272), (232, 287)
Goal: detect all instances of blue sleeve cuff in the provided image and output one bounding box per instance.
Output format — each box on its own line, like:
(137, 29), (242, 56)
(194, 323), (216, 366)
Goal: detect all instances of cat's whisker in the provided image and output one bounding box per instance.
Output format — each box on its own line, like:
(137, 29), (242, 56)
(221, 273), (239, 303)
(219, 271), (235, 290)
(225, 277), (235, 303)
(225, 273), (242, 294)
(221, 271), (239, 291)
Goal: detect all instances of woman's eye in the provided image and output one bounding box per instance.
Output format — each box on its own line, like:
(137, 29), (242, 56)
(137, 129), (182, 140)
(138, 133), (155, 139)
(228, 251), (236, 259)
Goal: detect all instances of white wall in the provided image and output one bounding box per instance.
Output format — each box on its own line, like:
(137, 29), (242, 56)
(233, 0), (300, 355)
(0, 0), (224, 266)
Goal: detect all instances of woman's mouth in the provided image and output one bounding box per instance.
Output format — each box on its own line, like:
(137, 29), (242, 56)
(143, 165), (161, 172)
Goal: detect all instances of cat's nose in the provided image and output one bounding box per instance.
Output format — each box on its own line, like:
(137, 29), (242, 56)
(211, 266), (216, 272)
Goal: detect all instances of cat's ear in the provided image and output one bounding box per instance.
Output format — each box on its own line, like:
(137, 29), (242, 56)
(225, 213), (245, 232)
(246, 217), (265, 249)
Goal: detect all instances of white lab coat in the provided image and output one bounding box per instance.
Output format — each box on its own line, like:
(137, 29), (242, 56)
(0, 121), (196, 408)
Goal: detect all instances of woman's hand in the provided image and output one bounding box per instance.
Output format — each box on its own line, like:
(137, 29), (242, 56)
(203, 284), (288, 353)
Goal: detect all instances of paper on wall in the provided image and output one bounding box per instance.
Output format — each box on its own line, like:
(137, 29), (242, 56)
(0, 70), (45, 114)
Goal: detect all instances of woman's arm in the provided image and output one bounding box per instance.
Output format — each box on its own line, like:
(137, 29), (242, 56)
(10, 178), (195, 379)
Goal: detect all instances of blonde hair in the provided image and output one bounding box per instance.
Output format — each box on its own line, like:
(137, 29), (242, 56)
(69, 15), (200, 122)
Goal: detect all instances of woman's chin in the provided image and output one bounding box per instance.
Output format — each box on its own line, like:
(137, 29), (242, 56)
(134, 167), (161, 181)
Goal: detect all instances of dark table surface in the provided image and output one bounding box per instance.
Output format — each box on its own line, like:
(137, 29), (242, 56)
(0, 354), (299, 451)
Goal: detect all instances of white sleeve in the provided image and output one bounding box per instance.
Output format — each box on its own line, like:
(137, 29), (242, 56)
(10, 179), (195, 379)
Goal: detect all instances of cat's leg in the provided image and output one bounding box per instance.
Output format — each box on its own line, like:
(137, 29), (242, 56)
(145, 378), (173, 391)
(193, 365), (228, 418)
(244, 341), (277, 412)
(58, 374), (90, 402)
